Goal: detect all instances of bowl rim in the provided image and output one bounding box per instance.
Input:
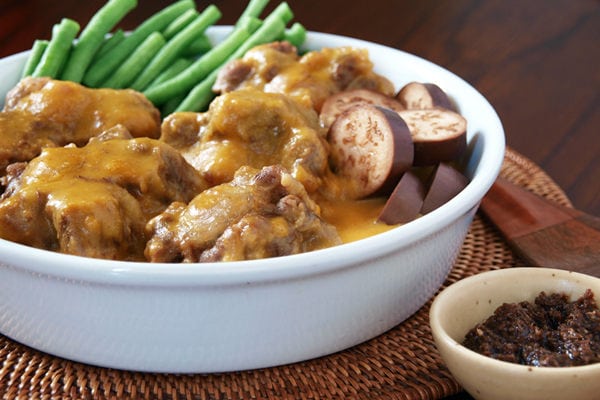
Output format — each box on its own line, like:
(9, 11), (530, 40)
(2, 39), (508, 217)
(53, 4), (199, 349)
(0, 27), (505, 286)
(430, 267), (600, 373)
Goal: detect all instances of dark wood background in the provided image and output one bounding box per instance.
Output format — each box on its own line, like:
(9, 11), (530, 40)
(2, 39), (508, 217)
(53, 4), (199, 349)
(0, 1), (598, 398)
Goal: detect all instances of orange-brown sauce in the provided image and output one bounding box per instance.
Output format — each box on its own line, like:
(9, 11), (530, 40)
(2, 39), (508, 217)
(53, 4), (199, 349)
(319, 197), (396, 243)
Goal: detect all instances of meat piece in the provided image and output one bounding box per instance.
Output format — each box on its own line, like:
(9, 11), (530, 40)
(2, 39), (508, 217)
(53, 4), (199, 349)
(0, 161), (27, 197)
(89, 123), (135, 143)
(213, 41), (298, 93)
(0, 111), (56, 177)
(0, 77), (161, 174)
(161, 89), (330, 192)
(212, 59), (253, 93)
(145, 165), (342, 262)
(213, 43), (394, 111)
(0, 135), (208, 260)
(48, 182), (145, 260)
(159, 111), (209, 151)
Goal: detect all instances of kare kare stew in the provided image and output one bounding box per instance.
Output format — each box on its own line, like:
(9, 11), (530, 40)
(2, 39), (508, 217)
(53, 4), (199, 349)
(0, 42), (412, 262)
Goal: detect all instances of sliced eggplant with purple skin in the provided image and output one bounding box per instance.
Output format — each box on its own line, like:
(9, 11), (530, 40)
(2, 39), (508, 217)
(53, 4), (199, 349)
(377, 170), (426, 225)
(421, 163), (469, 214)
(398, 108), (467, 166)
(377, 163), (469, 225)
(328, 104), (413, 199)
(395, 81), (456, 111)
(320, 89), (405, 130)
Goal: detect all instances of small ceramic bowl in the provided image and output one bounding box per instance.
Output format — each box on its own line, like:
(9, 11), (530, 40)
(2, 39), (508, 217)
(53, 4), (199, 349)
(430, 267), (600, 400)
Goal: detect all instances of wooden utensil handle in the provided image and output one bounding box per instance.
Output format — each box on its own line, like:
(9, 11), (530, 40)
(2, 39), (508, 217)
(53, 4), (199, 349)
(480, 177), (600, 277)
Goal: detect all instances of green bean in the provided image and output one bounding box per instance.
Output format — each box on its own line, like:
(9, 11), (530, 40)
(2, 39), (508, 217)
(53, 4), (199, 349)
(235, 15), (264, 35)
(181, 33), (212, 58)
(61, 0), (137, 83)
(162, 8), (199, 40)
(228, 2), (293, 60)
(102, 32), (166, 89)
(130, 4), (222, 91)
(235, 0), (270, 26)
(83, 0), (195, 87)
(146, 57), (194, 90)
(148, 59), (192, 116)
(160, 93), (187, 117)
(22, 40), (48, 78)
(174, 68), (219, 113)
(283, 22), (306, 48)
(32, 18), (80, 78)
(175, 3), (292, 112)
(179, 15), (264, 61)
(93, 29), (125, 62)
(144, 21), (256, 105)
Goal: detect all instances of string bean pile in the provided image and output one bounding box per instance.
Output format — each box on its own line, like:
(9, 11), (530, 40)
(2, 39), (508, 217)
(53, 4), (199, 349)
(22, 0), (307, 114)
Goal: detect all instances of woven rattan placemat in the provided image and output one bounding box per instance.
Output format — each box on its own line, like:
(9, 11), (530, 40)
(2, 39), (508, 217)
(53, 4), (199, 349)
(0, 147), (573, 400)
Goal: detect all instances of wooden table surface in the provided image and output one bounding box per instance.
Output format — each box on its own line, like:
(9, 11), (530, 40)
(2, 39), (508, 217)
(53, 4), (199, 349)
(1, 0), (598, 399)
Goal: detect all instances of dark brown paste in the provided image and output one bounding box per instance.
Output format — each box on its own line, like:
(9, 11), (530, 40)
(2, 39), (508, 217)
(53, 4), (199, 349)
(462, 289), (600, 367)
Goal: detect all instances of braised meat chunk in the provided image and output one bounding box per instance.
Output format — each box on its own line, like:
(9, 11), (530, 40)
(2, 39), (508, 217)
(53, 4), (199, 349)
(213, 41), (298, 93)
(161, 89), (329, 192)
(0, 135), (208, 260)
(0, 77), (161, 174)
(145, 165), (341, 263)
(213, 42), (395, 111)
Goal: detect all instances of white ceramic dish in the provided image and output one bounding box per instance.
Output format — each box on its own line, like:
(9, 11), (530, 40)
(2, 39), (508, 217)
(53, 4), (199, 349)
(430, 267), (600, 400)
(0, 27), (505, 373)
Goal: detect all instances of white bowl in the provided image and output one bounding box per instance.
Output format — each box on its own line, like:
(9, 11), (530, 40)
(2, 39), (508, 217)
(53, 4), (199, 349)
(430, 267), (600, 400)
(0, 27), (505, 373)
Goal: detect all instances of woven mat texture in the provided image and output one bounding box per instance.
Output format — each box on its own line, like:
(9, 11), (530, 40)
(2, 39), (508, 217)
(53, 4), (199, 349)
(0, 148), (573, 400)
